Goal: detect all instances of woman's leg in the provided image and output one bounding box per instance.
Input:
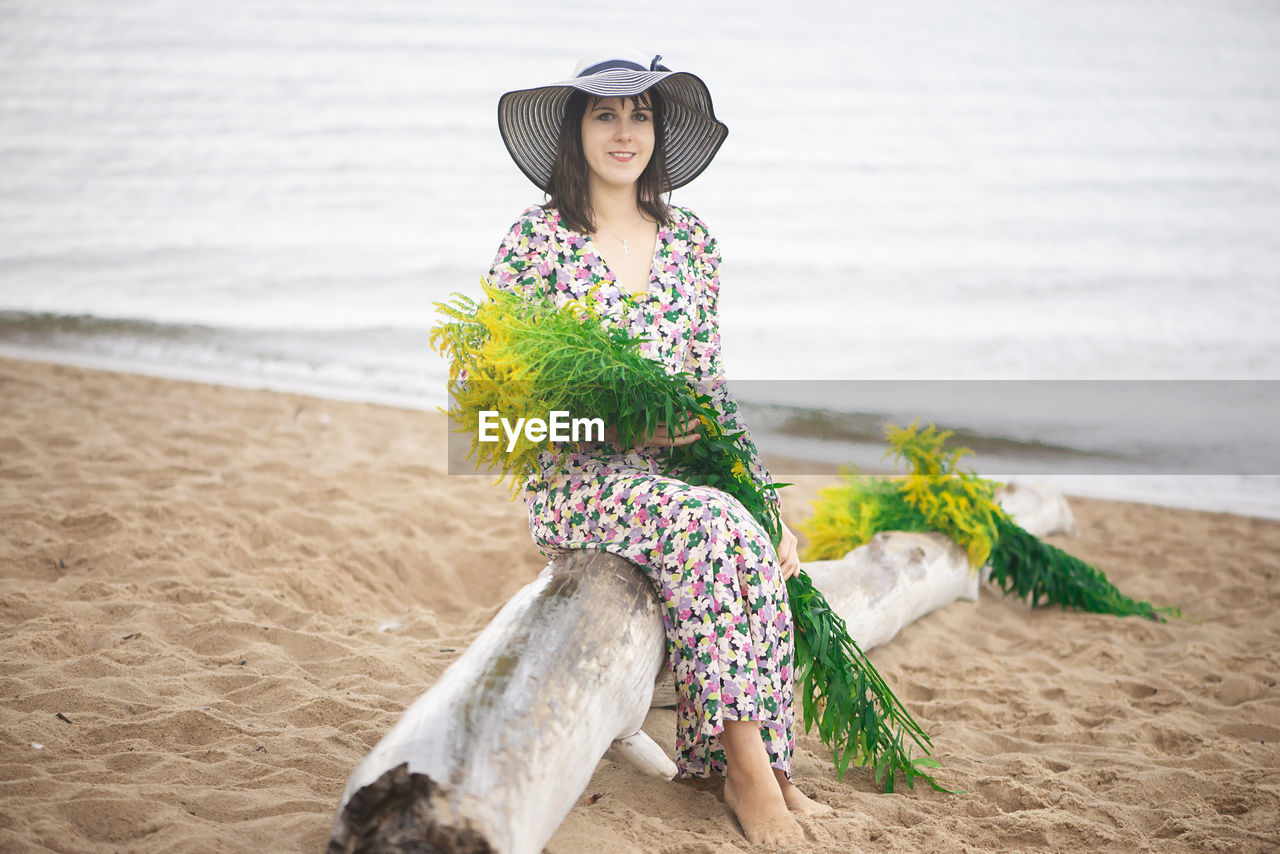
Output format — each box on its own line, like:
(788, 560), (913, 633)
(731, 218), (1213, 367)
(719, 722), (830, 842)
(720, 720), (802, 842)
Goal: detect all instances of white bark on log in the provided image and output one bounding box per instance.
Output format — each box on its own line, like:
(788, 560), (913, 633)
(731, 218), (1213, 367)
(803, 531), (976, 651)
(610, 731), (678, 778)
(328, 550), (667, 854)
(996, 482), (1077, 538)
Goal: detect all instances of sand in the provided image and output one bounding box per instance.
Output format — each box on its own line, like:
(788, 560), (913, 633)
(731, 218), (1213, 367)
(1, 356), (1277, 853)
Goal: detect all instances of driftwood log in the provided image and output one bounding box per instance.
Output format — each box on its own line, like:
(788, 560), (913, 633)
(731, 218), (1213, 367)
(329, 485), (1074, 853)
(328, 550), (666, 854)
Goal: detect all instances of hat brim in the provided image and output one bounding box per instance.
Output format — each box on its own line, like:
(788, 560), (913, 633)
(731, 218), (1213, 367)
(497, 69), (728, 194)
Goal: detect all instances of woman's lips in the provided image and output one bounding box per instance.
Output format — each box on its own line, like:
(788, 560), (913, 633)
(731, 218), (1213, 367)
(609, 152), (635, 161)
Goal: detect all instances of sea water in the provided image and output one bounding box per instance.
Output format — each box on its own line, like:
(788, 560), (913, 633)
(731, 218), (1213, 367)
(2, 0), (1278, 515)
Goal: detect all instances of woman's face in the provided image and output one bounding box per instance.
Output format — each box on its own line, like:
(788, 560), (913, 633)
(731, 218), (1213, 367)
(579, 95), (654, 193)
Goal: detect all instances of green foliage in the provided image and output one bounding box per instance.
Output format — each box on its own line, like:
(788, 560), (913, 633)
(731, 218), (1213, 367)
(800, 473), (931, 562)
(788, 572), (951, 793)
(888, 421), (1003, 568)
(801, 419), (1182, 624)
(800, 422), (1003, 566)
(429, 283), (782, 544)
(988, 516), (1182, 621)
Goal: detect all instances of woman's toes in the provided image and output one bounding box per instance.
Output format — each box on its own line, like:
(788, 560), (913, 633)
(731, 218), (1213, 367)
(779, 780), (834, 816)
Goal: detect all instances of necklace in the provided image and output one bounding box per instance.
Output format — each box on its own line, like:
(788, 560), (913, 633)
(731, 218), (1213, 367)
(597, 218), (653, 257)
(602, 229), (630, 256)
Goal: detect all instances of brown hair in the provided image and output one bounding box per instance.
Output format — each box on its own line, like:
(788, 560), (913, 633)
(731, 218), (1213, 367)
(544, 89), (672, 234)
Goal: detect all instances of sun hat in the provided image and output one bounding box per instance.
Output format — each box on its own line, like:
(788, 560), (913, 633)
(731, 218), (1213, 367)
(497, 47), (729, 193)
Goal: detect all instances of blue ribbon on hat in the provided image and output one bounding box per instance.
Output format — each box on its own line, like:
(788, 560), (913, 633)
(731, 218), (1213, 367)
(578, 55), (671, 77)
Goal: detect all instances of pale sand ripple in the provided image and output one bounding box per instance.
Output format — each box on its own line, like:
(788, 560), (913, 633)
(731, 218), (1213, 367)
(1, 357), (1277, 853)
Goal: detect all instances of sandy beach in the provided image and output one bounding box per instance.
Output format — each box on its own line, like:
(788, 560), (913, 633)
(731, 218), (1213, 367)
(1, 355), (1277, 853)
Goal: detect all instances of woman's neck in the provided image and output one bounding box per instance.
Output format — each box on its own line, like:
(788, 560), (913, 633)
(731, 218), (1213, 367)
(589, 181), (648, 230)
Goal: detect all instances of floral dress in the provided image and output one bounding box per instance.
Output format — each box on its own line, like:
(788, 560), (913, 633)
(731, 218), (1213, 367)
(486, 204), (795, 780)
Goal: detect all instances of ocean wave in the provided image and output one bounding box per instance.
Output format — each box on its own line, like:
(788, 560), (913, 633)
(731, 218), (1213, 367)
(0, 310), (446, 410)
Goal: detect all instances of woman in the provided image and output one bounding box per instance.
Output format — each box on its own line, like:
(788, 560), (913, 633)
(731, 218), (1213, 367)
(488, 48), (828, 844)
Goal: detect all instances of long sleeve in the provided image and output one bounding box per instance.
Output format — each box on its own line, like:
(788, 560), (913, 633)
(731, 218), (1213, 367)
(684, 223), (780, 509)
(486, 207), (554, 300)
(457, 209), (551, 394)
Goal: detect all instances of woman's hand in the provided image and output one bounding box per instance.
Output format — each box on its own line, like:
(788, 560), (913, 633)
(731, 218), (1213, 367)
(776, 521), (801, 580)
(603, 413), (702, 449)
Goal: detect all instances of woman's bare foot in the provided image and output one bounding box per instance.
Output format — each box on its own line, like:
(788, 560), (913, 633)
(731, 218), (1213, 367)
(774, 769), (834, 816)
(723, 771), (803, 845)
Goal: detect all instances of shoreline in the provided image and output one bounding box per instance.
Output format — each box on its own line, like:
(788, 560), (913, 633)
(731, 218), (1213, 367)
(2, 356), (1278, 853)
(3, 348), (1276, 521)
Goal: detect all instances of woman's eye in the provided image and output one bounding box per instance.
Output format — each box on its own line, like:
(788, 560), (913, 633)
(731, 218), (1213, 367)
(596, 112), (614, 121)
(634, 112), (650, 122)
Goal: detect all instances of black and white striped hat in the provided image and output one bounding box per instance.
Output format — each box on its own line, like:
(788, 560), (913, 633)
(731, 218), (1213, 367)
(497, 47), (729, 193)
